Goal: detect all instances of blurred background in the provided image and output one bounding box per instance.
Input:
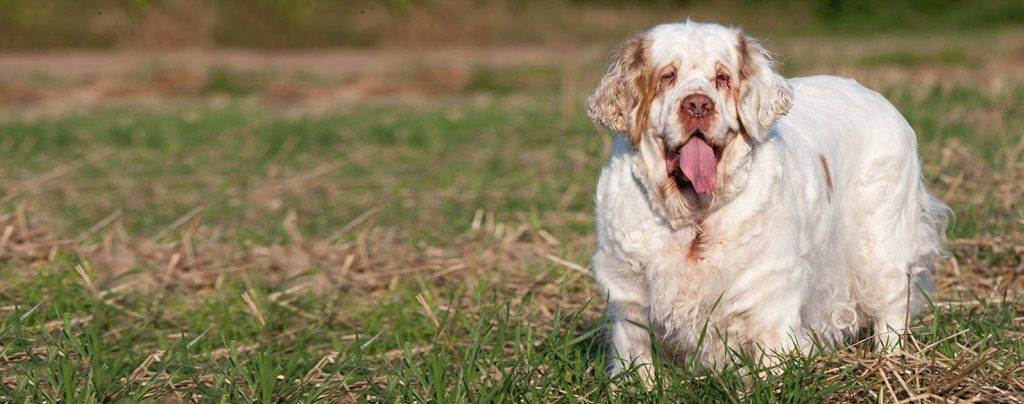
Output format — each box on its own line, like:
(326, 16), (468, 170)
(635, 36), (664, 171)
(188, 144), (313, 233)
(3, 0), (1024, 49)
(1, 1), (1023, 401)
(3, 0), (1024, 111)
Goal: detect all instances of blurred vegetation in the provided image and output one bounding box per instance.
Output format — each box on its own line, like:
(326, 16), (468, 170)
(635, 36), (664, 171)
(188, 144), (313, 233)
(1, 0), (1022, 50)
(856, 47), (970, 67)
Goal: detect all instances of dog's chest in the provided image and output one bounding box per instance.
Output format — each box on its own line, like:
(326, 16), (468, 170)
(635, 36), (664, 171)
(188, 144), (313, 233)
(595, 158), (676, 264)
(601, 208), (674, 263)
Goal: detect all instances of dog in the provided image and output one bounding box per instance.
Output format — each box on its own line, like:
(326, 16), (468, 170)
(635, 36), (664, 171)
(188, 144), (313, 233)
(587, 20), (949, 380)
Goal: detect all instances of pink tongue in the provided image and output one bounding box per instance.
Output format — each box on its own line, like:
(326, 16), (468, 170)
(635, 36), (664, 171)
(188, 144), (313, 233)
(679, 136), (718, 195)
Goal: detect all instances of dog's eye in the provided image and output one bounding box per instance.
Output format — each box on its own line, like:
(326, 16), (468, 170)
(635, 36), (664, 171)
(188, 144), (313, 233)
(661, 70), (676, 82)
(715, 73), (731, 89)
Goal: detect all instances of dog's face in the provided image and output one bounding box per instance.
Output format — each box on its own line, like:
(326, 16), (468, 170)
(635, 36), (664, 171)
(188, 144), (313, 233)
(588, 21), (793, 226)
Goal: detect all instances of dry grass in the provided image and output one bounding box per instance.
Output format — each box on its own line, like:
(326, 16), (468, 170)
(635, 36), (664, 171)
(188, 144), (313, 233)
(2, 28), (1023, 116)
(1, 25), (1023, 402)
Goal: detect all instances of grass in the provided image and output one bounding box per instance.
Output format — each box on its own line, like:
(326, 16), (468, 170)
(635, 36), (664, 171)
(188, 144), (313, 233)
(2, 0), (1023, 50)
(203, 67), (269, 96)
(857, 48), (970, 68)
(2, 84), (1022, 400)
(1, 29), (1023, 403)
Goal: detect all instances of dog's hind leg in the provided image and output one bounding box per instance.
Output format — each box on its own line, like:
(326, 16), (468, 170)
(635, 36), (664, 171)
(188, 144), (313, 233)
(850, 156), (949, 350)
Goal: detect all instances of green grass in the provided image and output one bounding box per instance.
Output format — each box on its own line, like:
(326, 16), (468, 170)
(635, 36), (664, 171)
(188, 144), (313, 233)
(2, 0), (1022, 50)
(1, 75), (1022, 399)
(467, 66), (562, 95)
(0, 99), (596, 241)
(203, 67), (270, 96)
(857, 48), (970, 67)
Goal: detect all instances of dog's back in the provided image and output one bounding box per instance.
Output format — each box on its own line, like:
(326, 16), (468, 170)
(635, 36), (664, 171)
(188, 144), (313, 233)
(770, 75), (950, 346)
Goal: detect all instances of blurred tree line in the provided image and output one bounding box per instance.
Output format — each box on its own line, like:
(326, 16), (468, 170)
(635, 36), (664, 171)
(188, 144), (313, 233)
(1, 0), (1021, 50)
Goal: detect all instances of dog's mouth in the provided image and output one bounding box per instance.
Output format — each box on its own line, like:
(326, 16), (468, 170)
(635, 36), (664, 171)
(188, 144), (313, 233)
(665, 131), (722, 195)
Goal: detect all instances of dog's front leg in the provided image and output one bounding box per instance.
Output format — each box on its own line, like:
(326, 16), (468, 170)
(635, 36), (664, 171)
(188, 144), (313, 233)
(607, 298), (654, 383)
(594, 251), (655, 384)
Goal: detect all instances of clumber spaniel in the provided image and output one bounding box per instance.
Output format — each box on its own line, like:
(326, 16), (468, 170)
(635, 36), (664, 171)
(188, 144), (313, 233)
(587, 21), (949, 379)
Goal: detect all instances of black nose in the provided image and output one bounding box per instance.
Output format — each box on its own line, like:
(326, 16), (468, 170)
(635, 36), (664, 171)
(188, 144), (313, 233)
(682, 94), (714, 117)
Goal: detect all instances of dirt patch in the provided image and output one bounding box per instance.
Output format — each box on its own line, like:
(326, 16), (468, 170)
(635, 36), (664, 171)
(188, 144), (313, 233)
(2, 28), (1022, 112)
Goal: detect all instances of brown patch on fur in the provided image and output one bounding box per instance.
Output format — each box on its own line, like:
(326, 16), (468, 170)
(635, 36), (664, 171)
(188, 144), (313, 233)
(735, 33), (758, 140)
(737, 34), (758, 82)
(654, 64), (677, 94)
(686, 224), (707, 263)
(819, 154), (834, 202)
(586, 34), (651, 141)
(732, 91), (750, 139)
(630, 39), (656, 147)
(657, 177), (677, 200)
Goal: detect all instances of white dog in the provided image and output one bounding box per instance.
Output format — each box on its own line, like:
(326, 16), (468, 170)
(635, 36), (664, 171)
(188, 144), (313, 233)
(587, 21), (949, 379)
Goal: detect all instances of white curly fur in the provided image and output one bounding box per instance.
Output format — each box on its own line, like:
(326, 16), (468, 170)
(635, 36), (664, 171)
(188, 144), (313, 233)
(588, 21), (949, 380)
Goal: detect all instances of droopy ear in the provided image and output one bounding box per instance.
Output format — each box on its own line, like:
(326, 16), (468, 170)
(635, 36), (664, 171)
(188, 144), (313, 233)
(586, 34), (651, 145)
(737, 34), (793, 141)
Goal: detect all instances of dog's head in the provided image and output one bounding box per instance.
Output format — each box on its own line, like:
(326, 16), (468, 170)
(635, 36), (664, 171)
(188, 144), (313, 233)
(588, 21), (792, 226)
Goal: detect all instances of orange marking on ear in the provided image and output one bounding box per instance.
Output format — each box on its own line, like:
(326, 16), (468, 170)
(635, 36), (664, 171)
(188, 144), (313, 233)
(631, 45), (656, 147)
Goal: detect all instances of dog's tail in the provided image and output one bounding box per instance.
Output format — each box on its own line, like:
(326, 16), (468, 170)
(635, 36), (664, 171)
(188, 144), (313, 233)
(909, 187), (952, 311)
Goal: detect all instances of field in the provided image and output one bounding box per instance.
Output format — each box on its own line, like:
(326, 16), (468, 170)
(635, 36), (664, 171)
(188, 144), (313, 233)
(2, 3), (1024, 402)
